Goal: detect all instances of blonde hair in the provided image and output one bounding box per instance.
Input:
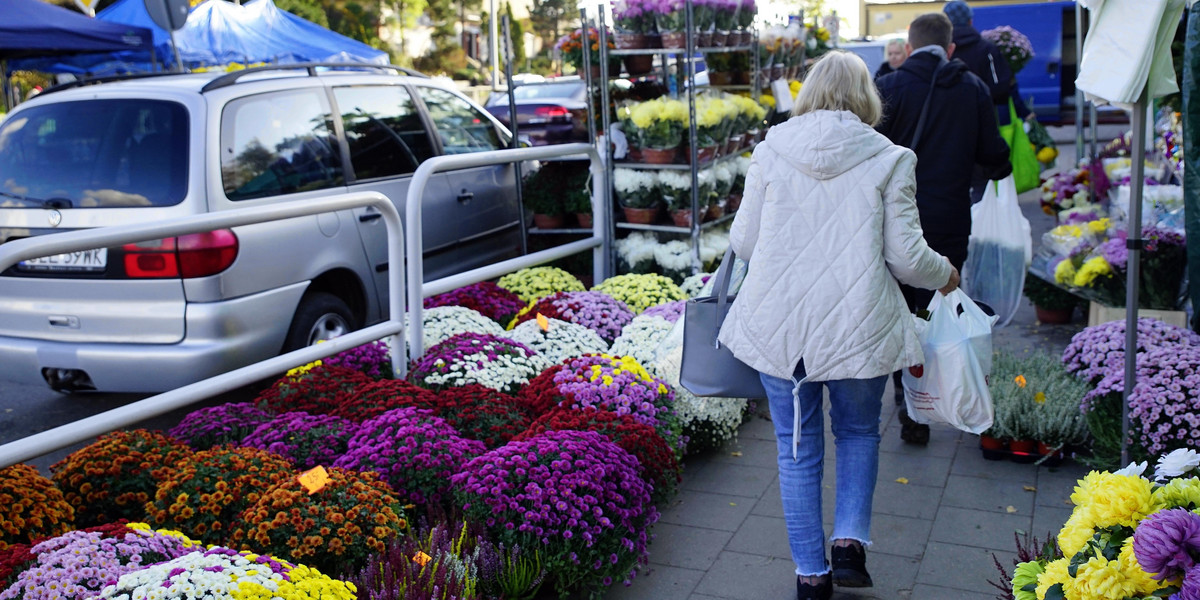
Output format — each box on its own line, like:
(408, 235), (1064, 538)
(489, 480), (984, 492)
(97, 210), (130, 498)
(885, 38), (906, 51)
(790, 50), (883, 126)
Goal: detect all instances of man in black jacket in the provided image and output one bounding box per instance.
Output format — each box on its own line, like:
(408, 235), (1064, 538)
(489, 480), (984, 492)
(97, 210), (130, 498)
(875, 12), (1011, 444)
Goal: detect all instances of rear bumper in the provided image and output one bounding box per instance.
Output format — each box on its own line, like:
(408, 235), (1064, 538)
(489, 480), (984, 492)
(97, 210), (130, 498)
(0, 283), (307, 393)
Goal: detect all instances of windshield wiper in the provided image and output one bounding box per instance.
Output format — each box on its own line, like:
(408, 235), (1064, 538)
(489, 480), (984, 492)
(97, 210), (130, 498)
(0, 191), (72, 208)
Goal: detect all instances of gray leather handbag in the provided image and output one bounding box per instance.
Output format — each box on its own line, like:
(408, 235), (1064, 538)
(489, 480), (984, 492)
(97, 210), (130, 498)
(680, 249), (767, 398)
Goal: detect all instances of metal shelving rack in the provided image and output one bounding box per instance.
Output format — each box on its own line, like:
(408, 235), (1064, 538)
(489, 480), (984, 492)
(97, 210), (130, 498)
(580, 2), (761, 274)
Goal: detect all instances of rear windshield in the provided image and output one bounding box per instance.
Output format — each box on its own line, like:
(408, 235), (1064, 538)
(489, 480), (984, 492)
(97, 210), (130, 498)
(0, 99), (189, 208)
(511, 82), (583, 100)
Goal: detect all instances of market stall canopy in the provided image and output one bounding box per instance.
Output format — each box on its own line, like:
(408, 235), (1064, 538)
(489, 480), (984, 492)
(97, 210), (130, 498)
(1074, 0), (1185, 109)
(11, 0), (387, 74)
(0, 0), (154, 60)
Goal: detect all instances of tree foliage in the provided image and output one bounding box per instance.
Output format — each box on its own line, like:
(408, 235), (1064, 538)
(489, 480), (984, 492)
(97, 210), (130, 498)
(527, 0), (570, 50)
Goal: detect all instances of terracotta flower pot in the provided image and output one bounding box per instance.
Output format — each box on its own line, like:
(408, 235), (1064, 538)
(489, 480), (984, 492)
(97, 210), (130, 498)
(670, 209), (694, 227)
(979, 435), (1008, 461)
(738, 30), (753, 46)
(706, 203), (724, 221)
(708, 71), (734, 86)
(624, 54), (655, 76)
(645, 33), (663, 48)
(725, 192), (742, 213)
(639, 146), (678, 164)
(661, 31), (686, 48)
(532, 213), (566, 229)
(744, 129), (760, 149)
(733, 70), (750, 85)
(711, 30), (729, 47)
(622, 206), (660, 224)
(613, 32), (648, 49)
(726, 135), (743, 155)
(771, 64), (785, 81)
(1035, 305), (1073, 324)
(697, 31), (713, 47)
(576, 212), (594, 229)
(1008, 439), (1039, 464)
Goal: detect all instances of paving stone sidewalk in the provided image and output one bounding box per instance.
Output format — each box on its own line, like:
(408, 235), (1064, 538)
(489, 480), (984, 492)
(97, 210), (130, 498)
(606, 128), (1111, 600)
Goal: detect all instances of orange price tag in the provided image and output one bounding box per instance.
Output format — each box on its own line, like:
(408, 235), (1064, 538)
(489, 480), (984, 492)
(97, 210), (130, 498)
(536, 313), (550, 332)
(297, 465), (331, 495)
(413, 551), (432, 566)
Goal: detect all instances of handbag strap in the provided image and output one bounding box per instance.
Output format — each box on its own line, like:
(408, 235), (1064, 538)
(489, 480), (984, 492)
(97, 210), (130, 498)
(910, 60), (945, 151)
(710, 247), (738, 347)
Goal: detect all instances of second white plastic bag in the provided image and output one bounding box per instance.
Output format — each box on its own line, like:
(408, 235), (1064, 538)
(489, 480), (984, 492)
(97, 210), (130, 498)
(902, 290), (997, 434)
(962, 175), (1031, 328)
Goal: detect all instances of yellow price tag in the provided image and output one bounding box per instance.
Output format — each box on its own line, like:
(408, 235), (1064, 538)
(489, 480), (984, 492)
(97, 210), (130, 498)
(297, 465), (331, 495)
(536, 313), (550, 332)
(413, 551), (432, 566)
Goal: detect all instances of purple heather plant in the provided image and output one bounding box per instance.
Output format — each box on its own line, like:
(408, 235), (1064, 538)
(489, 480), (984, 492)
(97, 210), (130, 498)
(1133, 508), (1200, 581)
(451, 430), (659, 598)
(168, 402), (274, 451)
(424, 282), (526, 327)
(1062, 318), (1200, 384)
(240, 411), (358, 470)
(640, 299), (685, 323)
(0, 526), (198, 600)
(323, 340), (393, 379)
(333, 407), (486, 507)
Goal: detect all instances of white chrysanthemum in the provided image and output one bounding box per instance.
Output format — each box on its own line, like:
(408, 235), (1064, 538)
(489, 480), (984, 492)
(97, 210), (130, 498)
(699, 228), (730, 265)
(651, 318), (745, 453)
(94, 550), (286, 600)
(1155, 449), (1200, 481)
(614, 168), (658, 194)
(732, 155), (751, 176)
(420, 349), (550, 394)
(411, 306), (506, 350)
(508, 318), (608, 365)
(616, 231), (659, 267)
(610, 315), (677, 376)
(654, 240), (693, 272)
(680, 272), (712, 297)
(1113, 461), (1149, 478)
(658, 170), (692, 193)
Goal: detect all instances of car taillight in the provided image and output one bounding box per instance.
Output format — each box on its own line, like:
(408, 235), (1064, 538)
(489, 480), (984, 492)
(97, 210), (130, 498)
(534, 106), (571, 121)
(123, 229), (238, 279)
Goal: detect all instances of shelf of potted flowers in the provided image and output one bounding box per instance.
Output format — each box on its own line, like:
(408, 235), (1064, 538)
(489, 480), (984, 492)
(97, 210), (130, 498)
(612, 0), (658, 74)
(728, 155), (749, 212)
(614, 167), (663, 223)
(521, 165), (566, 228)
(556, 27), (621, 79)
(625, 96), (687, 164)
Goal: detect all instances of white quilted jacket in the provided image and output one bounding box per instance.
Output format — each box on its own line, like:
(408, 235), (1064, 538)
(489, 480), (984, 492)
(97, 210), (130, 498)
(718, 110), (951, 383)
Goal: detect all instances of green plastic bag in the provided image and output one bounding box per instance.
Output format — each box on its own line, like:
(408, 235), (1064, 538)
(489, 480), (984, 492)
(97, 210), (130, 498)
(998, 100), (1039, 194)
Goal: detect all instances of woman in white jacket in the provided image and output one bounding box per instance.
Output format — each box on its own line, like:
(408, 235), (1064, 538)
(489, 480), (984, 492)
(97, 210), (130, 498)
(717, 51), (959, 600)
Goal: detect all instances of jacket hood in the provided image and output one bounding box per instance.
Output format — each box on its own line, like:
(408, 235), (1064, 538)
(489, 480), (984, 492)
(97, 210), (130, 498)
(762, 110), (893, 180)
(952, 25), (981, 47)
(899, 51), (969, 88)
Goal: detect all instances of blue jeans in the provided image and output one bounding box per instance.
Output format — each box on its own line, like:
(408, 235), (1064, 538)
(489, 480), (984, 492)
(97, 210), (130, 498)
(760, 362), (887, 576)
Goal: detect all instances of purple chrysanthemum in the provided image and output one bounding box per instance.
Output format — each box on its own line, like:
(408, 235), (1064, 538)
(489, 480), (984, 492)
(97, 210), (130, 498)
(641, 300), (685, 323)
(168, 402), (274, 450)
(1062, 318), (1200, 385)
(1134, 508), (1200, 581)
(240, 411), (357, 470)
(323, 340), (393, 379)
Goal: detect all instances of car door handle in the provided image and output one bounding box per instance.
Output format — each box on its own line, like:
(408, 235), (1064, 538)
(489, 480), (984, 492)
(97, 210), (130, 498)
(457, 190), (474, 204)
(359, 212), (382, 223)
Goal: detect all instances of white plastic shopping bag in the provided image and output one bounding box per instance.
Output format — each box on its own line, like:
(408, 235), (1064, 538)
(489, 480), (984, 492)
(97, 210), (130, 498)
(902, 290), (998, 434)
(962, 175), (1031, 328)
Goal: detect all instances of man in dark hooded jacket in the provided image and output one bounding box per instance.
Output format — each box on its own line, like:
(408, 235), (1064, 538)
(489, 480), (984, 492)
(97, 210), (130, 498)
(943, 0), (1012, 111)
(875, 12), (1011, 444)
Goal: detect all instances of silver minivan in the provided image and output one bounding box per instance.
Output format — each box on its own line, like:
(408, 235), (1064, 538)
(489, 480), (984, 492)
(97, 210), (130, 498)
(0, 66), (524, 392)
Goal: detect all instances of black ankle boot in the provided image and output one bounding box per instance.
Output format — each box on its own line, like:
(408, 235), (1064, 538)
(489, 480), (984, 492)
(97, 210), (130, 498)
(831, 544), (873, 588)
(898, 408), (930, 445)
(796, 573), (832, 600)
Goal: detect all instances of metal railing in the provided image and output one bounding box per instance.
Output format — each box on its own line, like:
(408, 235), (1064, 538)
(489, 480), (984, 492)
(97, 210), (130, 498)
(406, 142), (607, 357)
(0, 192), (406, 468)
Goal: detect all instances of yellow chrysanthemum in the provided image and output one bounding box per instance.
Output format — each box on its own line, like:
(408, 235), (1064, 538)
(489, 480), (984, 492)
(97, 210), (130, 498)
(507, 303), (536, 330)
(1067, 553), (1147, 600)
(1086, 218), (1111, 235)
(1054, 259), (1077, 285)
(660, 99), (688, 123)
(1011, 561), (1044, 600)
(1073, 472), (1156, 528)
(629, 102), (655, 129)
(1073, 256), (1113, 288)
(789, 80), (802, 97)
(1057, 510), (1096, 557)
(1153, 476), (1200, 510)
(1035, 558), (1071, 600)
(1118, 537), (1164, 596)
(1049, 224), (1084, 239)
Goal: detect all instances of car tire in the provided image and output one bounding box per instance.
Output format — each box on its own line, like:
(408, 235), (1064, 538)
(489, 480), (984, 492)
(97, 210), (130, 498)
(282, 292), (359, 353)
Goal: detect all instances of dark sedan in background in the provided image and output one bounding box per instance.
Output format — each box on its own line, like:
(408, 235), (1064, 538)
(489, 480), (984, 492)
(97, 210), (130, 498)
(485, 78), (589, 146)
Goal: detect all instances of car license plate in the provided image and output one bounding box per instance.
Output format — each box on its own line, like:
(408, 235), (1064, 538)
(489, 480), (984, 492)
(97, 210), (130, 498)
(19, 248), (108, 272)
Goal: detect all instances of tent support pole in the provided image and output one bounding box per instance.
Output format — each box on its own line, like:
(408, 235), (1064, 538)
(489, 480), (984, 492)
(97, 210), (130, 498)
(1, 60), (9, 113)
(1122, 91), (1148, 468)
(1074, 2), (1085, 161)
(169, 29), (184, 73)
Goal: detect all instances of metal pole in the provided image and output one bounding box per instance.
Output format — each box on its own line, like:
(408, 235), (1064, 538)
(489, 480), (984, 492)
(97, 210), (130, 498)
(1089, 102), (1098, 160)
(1121, 92), (1148, 467)
(490, 0), (499, 90)
(597, 10), (615, 280)
(502, 15), (527, 255)
(1074, 2), (1085, 161)
(1, 59), (10, 113)
(169, 29), (185, 72)
(581, 8), (597, 145)
(686, 0), (701, 273)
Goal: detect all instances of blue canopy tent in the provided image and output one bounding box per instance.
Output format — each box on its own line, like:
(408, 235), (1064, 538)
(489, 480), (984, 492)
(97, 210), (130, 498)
(12, 0), (387, 75)
(1, 0), (153, 106)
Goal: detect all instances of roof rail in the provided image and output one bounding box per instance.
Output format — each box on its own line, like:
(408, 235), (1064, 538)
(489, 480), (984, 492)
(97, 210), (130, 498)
(201, 62), (428, 93)
(39, 71), (188, 98)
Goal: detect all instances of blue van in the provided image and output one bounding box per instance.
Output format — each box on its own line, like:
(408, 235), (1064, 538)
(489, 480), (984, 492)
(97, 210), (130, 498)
(971, 1), (1078, 123)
